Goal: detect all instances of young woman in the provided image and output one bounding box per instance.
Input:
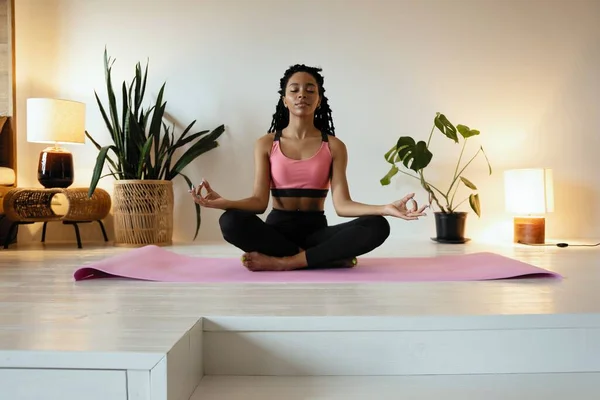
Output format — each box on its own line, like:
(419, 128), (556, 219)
(191, 64), (427, 271)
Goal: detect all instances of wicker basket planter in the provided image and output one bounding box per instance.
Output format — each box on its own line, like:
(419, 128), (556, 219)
(112, 180), (173, 246)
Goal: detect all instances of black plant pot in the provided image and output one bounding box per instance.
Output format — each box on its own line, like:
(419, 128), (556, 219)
(433, 212), (469, 243)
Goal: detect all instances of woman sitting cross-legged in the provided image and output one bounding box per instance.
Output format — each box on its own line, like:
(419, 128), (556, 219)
(190, 64), (427, 272)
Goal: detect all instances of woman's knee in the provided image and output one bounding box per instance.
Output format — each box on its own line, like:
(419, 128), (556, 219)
(360, 215), (391, 243)
(218, 209), (253, 238)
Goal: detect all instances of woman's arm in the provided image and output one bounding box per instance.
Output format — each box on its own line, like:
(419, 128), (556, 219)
(221, 135), (272, 213)
(329, 137), (386, 217)
(329, 137), (428, 220)
(192, 135), (272, 214)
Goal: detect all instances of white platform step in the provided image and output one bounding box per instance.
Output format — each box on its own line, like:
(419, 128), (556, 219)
(190, 374), (600, 399)
(202, 315), (600, 376)
(4, 315), (600, 400)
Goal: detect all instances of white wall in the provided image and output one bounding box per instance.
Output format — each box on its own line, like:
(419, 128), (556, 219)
(14, 0), (600, 245)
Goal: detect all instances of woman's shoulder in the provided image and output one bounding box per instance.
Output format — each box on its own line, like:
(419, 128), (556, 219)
(254, 132), (276, 154)
(256, 132), (275, 144)
(327, 135), (347, 152)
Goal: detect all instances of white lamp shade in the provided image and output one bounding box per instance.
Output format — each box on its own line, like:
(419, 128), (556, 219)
(504, 168), (554, 215)
(27, 98), (86, 144)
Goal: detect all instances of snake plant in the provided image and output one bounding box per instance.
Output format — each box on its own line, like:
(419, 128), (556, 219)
(86, 49), (225, 239)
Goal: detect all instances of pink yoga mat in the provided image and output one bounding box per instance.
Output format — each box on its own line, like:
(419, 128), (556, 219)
(73, 245), (561, 283)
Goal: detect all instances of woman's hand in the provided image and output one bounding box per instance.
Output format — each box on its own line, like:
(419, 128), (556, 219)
(189, 179), (230, 210)
(382, 193), (428, 220)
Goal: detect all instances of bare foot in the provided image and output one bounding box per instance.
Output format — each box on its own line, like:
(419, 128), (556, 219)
(241, 252), (306, 272)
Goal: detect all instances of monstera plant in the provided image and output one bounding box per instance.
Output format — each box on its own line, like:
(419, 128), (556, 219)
(380, 112), (491, 243)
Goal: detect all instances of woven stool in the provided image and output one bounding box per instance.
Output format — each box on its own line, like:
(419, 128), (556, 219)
(2, 187), (111, 249)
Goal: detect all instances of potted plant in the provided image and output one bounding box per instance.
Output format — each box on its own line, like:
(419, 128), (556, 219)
(86, 49), (225, 246)
(380, 112), (491, 242)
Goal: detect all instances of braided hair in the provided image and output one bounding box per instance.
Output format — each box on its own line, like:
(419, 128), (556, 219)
(268, 64), (336, 137)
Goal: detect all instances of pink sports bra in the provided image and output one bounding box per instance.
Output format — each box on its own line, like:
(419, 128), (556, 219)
(269, 130), (332, 198)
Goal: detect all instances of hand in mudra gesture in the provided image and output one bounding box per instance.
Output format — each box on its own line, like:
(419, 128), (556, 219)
(189, 179), (228, 210)
(382, 193), (428, 220)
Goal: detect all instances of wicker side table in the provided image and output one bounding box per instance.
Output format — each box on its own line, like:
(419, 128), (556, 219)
(2, 187), (111, 249)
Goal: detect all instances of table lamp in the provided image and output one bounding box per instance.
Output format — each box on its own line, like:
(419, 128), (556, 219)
(504, 168), (554, 244)
(26, 98), (86, 188)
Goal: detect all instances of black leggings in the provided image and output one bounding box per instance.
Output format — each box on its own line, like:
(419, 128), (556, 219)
(218, 208), (391, 267)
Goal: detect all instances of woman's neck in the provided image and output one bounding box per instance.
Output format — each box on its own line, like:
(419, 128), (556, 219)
(286, 115), (318, 139)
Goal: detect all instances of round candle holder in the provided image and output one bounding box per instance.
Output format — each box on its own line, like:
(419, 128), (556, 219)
(513, 216), (545, 244)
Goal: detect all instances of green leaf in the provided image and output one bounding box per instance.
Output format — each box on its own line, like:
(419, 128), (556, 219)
(94, 91), (115, 143)
(85, 129), (103, 151)
(122, 108), (133, 177)
(395, 136), (433, 172)
(174, 129), (210, 149)
(137, 134), (154, 178)
(88, 145), (119, 197)
(460, 176), (477, 190)
(157, 128), (211, 180)
(167, 140), (219, 180)
(130, 112), (147, 149)
(178, 172), (201, 240)
(380, 165), (399, 186)
(434, 113), (458, 143)
(85, 130), (120, 173)
(384, 145), (398, 164)
(156, 126), (173, 179)
(121, 81), (128, 142)
(104, 50), (122, 159)
(457, 124), (480, 138)
(166, 124), (226, 179)
(150, 84), (166, 156)
(469, 193), (481, 217)
(140, 60), (149, 110)
(134, 62), (143, 116)
(155, 122), (174, 179)
(480, 145), (492, 175)
(128, 77), (136, 117)
(178, 120), (197, 142)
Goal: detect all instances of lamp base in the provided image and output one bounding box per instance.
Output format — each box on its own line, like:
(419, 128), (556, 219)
(513, 216), (545, 244)
(37, 146), (74, 189)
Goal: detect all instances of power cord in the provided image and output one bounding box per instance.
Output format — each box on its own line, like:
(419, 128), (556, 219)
(518, 241), (600, 248)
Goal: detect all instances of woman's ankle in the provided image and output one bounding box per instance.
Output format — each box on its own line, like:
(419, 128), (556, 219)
(283, 251), (308, 269)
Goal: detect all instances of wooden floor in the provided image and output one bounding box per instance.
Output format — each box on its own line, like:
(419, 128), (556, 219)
(0, 237), (598, 355)
(1, 238), (599, 399)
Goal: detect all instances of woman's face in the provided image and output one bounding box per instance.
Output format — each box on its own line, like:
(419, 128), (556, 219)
(283, 72), (321, 118)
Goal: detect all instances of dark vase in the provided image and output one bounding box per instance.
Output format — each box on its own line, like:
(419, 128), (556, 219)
(434, 212), (468, 242)
(37, 147), (75, 189)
